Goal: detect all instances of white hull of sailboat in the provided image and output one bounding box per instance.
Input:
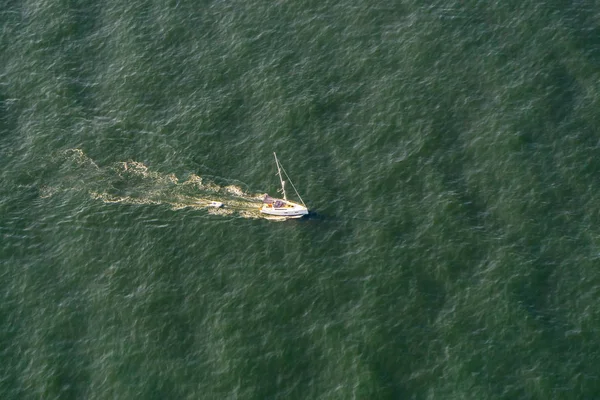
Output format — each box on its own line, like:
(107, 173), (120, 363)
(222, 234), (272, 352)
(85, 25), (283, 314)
(260, 199), (308, 218)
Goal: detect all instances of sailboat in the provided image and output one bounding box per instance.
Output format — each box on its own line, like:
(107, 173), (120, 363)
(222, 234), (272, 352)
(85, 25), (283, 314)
(260, 153), (309, 218)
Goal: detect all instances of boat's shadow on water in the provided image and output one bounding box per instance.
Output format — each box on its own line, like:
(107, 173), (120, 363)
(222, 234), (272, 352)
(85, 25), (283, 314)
(304, 210), (325, 221)
(301, 210), (342, 223)
(301, 210), (383, 226)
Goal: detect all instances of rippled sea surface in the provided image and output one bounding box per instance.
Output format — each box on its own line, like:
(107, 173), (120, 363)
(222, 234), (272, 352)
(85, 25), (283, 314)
(2, 1), (600, 398)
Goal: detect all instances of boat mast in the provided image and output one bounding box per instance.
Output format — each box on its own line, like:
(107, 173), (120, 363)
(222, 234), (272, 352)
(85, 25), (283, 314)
(274, 152), (306, 207)
(273, 152), (287, 200)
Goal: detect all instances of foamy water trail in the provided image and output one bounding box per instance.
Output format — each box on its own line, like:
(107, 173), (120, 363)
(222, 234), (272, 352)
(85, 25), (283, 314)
(48, 149), (268, 219)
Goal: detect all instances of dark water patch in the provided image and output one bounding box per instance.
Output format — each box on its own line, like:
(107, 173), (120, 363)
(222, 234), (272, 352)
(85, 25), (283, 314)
(364, 265), (446, 398)
(559, 1), (600, 67)
(0, 89), (18, 153)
